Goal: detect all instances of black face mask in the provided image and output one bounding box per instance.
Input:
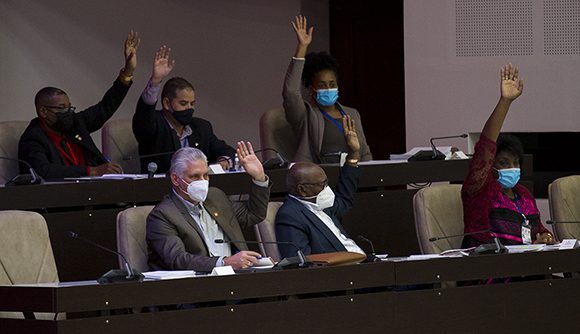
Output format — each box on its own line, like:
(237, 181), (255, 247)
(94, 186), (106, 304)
(53, 110), (75, 133)
(172, 108), (194, 126)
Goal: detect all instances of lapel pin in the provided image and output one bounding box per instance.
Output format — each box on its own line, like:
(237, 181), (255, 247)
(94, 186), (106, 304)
(195, 142), (199, 147)
(75, 134), (82, 141)
(213, 212), (219, 217)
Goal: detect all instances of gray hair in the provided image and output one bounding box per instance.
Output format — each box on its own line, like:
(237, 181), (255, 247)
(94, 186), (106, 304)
(169, 147), (208, 177)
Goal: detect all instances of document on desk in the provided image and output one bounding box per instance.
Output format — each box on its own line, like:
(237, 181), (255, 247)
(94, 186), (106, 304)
(64, 174), (166, 181)
(143, 270), (196, 280)
(253, 257), (275, 269)
(504, 244), (546, 253)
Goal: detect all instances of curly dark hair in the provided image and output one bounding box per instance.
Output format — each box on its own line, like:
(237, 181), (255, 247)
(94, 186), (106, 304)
(496, 134), (524, 163)
(302, 51), (339, 88)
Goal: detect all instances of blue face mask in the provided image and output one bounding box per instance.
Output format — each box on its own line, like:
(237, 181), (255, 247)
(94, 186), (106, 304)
(316, 88), (339, 107)
(496, 168), (520, 189)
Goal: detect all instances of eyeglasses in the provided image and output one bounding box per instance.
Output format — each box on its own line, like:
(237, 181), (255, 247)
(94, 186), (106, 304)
(299, 179), (328, 188)
(44, 105), (76, 113)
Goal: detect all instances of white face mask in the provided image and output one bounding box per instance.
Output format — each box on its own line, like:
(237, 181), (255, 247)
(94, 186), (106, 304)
(181, 178), (209, 203)
(303, 185), (335, 211)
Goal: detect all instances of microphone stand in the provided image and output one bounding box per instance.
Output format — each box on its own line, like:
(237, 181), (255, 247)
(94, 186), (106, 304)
(253, 148), (290, 170)
(429, 229), (507, 256)
(214, 239), (311, 269)
(408, 133), (468, 162)
(358, 235), (381, 262)
(0, 157), (44, 186)
(68, 231), (144, 284)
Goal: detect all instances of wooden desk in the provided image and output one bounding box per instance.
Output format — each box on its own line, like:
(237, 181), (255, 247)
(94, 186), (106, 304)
(0, 158), (534, 281)
(1, 248), (576, 334)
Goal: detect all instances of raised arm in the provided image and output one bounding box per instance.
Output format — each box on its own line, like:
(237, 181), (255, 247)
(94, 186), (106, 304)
(482, 63), (524, 142)
(119, 30), (139, 85)
(140, 45), (175, 106)
(133, 46), (176, 142)
(232, 141), (270, 229)
(283, 15), (314, 126)
(464, 64), (524, 196)
(79, 30), (139, 133)
(329, 116), (361, 218)
(292, 15), (313, 59)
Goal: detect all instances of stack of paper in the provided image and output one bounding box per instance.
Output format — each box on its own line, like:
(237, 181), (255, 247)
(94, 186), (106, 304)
(143, 270), (196, 280)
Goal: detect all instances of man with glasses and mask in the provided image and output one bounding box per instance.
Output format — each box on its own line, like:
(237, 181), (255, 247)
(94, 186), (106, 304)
(132, 46), (235, 174)
(18, 31), (139, 179)
(147, 141), (270, 272)
(275, 115), (366, 258)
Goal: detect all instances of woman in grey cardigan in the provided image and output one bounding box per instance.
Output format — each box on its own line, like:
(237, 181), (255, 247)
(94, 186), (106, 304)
(282, 15), (372, 163)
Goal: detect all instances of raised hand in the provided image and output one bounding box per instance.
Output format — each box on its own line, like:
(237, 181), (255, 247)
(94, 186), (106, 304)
(500, 63), (524, 101)
(237, 141), (266, 182)
(123, 30), (140, 75)
(292, 15), (313, 47)
(342, 115), (360, 157)
(151, 45), (175, 84)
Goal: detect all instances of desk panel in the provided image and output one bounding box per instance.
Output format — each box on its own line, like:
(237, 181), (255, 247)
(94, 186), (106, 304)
(1, 250), (578, 334)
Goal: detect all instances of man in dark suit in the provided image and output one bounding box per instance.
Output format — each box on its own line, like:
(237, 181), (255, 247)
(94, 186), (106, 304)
(18, 31), (139, 179)
(147, 141), (270, 272)
(275, 115), (365, 258)
(132, 46), (235, 174)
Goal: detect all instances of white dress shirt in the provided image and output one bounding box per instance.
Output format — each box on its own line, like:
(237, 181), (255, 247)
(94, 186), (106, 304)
(289, 195), (365, 255)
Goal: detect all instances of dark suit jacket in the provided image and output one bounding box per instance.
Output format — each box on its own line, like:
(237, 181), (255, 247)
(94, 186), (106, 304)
(132, 97), (235, 173)
(147, 181), (270, 273)
(275, 164), (361, 258)
(18, 79), (130, 179)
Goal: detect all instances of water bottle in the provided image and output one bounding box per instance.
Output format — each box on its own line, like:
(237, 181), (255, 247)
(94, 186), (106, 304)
(233, 153), (240, 171)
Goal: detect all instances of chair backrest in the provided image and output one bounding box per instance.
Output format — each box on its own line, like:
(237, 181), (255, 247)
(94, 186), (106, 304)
(0, 121), (29, 184)
(259, 108), (297, 162)
(116, 206), (154, 273)
(102, 119), (140, 174)
(548, 175), (580, 240)
(254, 202), (284, 262)
(0, 210), (58, 285)
(413, 184), (464, 254)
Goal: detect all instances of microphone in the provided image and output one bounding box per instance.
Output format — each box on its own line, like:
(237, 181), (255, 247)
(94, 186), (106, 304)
(0, 156), (43, 186)
(254, 148), (290, 170)
(428, 229), (507, 255)
(428, 229), (491, 242)
(408, 133), (468, 162)
(123, 151), (175, 161)
(67, 231), (144, 284)
(214, 238), (311, 269)
(147, 162), (158, 179)
(357, 235), (381, 262)
(546, 220), (580, 225)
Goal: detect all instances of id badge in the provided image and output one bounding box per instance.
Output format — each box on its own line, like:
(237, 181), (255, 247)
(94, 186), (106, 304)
(521, 224), (532, 244)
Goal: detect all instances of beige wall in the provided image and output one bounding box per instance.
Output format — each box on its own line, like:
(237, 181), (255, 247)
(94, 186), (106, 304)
(0, 0), (329, 152)
(404, 0), (580, 152)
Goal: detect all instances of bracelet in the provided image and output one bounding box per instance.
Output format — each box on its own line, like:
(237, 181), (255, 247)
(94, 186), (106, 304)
(118, 69), (133, 84)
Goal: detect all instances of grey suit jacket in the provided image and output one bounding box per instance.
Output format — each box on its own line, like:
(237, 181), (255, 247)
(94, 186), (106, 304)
(282, 58), (372, 163)
(146, 182), (270, 272)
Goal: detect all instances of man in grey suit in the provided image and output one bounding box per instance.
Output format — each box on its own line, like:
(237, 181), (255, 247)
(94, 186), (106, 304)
(146, 141), (270, 272)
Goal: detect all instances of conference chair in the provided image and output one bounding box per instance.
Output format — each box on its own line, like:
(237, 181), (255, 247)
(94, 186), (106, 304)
(102, 119), (140, 174)
(254, 201), (284, 262)
(116, 206), (154, 273)
(259, 108), (297, 163)
(0, 210), (59, 319)
(413, 184), (464, 254)
(548, 175), (580, 240)
(0, 121), (29, 184)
